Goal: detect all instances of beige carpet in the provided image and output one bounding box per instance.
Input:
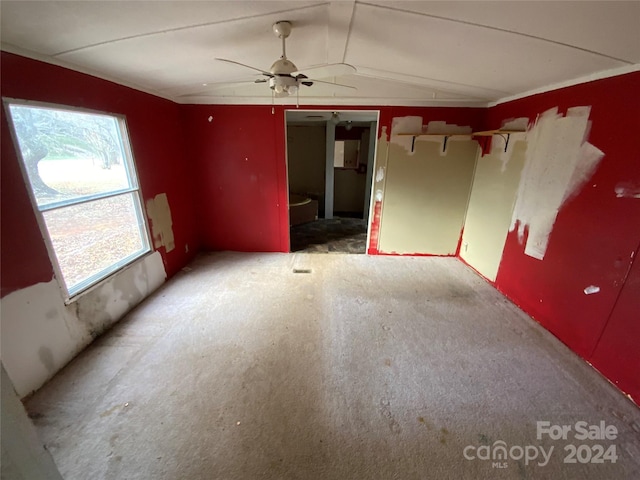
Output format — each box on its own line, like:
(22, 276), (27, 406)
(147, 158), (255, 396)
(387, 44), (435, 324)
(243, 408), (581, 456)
(26, 252), (640, 479)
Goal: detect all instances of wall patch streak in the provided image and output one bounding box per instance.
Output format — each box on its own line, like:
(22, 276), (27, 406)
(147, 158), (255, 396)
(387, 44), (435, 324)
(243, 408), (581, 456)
(510, 107), (604, 260)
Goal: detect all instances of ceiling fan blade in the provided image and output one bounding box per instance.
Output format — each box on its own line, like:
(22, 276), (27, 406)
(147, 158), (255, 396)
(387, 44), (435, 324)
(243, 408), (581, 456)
(205, 79), (268, 89)
(292, 63), (356, 79)
(306, 79), (357, 91)
(215, 58), (272, 77)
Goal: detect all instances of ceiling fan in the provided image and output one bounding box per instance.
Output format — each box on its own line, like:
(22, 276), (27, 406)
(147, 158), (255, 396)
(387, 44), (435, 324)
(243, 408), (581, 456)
(191, 21), (357, 99)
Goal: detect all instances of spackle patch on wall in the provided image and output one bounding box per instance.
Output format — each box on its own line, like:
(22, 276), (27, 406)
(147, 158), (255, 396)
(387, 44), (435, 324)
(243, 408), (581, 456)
(391, 116), (423, 136)
(424, 121), (471, 135)
(390, 117), (471, 154)
(584, 285), (600, 295)
(146, 193), (175, 253)
(496, 118), (528, 172)
(390, 116), (422, 154)
(510, 107), (604, 260)
(501, 117), (529, 132)
(614, 182), (640, 199)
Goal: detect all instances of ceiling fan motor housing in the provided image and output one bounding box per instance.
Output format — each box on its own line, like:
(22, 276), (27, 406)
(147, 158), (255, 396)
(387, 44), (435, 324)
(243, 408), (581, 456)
(270, 58), (297, 75)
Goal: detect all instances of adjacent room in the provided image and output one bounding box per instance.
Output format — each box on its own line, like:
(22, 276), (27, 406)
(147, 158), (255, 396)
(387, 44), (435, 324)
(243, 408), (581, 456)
(286, 110), (376, 254)
(1, 2), (639, 479)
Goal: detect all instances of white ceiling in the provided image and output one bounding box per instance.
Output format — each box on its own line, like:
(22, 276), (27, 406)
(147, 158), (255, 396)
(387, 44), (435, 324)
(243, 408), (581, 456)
(2, 1), (639, 106)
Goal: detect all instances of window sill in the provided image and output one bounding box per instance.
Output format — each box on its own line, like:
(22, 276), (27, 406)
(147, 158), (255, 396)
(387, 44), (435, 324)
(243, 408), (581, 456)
(64, 248), (153, 305)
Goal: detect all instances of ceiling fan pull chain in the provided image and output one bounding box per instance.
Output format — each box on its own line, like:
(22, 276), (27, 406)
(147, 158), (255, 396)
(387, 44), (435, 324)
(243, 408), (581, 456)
(271, 88), (275, 114)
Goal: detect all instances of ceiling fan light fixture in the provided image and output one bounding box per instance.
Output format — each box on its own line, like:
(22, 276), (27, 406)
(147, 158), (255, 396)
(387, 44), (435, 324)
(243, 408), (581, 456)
(269, 75), (299, 96)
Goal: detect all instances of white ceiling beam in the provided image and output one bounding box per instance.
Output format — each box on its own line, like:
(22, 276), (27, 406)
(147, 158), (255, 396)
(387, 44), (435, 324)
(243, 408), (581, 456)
(354, 66), (510, 101)
(361, 1), (637, 64)
(327, 0), (355, 64)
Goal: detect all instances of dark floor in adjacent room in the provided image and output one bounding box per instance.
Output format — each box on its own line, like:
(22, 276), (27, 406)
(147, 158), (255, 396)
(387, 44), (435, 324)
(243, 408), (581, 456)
(290, 217), (367, 253)
(24, 252), (640, 480)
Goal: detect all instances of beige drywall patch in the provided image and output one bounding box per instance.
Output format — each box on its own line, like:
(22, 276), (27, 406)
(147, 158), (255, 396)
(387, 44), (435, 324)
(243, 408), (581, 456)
(146, 193), (175, 253)
(510, 107), (604, 260)
(461, 138), (527, 281)
(495, 118), (528, 172)
(379, 139), (478, 255)
(379, 117), (478, 254)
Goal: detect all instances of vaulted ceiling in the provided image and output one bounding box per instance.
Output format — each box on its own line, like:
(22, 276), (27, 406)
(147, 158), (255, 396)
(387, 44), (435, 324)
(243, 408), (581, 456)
(1, 1), (639, 106)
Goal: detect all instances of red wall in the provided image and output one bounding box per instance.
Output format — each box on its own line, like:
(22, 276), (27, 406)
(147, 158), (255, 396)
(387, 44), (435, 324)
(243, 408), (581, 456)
(182, 104), (485, 253)
(182, 105), (289, 252)
(490, 72), (640, 401)
(590, 249), (640, 398)
(1, 52), (200, 296)
(2, 52), (636, 401)
(1, 109), (55, 294)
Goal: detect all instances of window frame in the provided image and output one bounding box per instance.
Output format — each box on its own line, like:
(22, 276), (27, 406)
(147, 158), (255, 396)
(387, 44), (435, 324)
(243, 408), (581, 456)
(3, 98), (153, 302)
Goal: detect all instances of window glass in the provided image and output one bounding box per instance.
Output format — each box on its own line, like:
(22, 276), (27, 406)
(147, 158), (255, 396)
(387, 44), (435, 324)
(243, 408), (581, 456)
(42, 193), (146, 290)
(6, 101), (150, 298)
(8, 105), (133, 208)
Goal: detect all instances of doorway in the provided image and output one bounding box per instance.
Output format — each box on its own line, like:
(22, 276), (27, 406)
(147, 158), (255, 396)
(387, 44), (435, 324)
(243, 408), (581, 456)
(285, 110), (378, 253)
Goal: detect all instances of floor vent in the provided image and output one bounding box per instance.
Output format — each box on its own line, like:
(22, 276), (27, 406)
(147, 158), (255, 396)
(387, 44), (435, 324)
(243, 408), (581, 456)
(293, 268), (312, 274)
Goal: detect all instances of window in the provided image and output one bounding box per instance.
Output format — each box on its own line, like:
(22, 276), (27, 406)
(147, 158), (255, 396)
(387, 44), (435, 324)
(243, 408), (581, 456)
(5, 100), (150, 299)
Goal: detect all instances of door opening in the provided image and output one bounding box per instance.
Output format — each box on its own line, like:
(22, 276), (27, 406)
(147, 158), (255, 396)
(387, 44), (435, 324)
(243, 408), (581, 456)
(285, 110), (379, 253)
